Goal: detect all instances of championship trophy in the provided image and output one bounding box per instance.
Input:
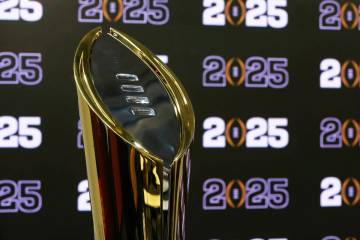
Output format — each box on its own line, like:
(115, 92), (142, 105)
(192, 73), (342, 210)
(73, 27), (195, 240)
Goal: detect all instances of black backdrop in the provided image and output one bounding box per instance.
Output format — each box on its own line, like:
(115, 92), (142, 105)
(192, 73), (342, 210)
(1, 0), (360, 239)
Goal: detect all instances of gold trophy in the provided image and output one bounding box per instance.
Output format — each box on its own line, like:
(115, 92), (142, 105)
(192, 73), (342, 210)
(73, 27), (195, 240)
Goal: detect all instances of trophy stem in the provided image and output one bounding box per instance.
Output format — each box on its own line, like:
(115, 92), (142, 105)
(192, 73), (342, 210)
(79, 95), (190, 240)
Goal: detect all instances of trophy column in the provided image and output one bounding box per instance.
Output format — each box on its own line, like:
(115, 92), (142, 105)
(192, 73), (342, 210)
(74, 27), (195, 240)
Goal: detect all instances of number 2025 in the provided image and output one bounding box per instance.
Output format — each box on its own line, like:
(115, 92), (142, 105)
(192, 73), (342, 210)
(203, 0), (288, 28)
(78, 0), (170, 25)
(0, 116), (42, 149)
(203, 117), (289, 149)
(203, 178), (289, 210)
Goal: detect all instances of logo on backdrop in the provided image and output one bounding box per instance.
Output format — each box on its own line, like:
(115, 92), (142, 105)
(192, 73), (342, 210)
(321, 177), (360, 207)
(78, 0), (170, 25)
(0, 52), (43, 86)
(319, 0), (360, 31)
(320, 58), (360, 89)
(320, 117), (360, 149)
(203, 56), (289, 88)
(202, 117), (289, 149)
(0, 180), (42, 213)
(202, 0), (288, 28)
(203, 177), (289, 210)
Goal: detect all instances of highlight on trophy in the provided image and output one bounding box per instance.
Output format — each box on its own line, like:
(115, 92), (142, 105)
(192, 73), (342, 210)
(73, 27), (195, 240)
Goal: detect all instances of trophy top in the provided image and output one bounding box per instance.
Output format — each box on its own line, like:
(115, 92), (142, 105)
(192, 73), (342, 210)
(74, 27), (195, 168)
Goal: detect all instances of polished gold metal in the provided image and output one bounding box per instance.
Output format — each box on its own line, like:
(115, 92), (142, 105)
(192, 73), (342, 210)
(74, 27), (195, 240)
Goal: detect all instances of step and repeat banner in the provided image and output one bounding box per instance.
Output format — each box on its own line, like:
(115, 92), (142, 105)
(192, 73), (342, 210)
(0, 0), (360, 239)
